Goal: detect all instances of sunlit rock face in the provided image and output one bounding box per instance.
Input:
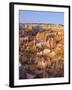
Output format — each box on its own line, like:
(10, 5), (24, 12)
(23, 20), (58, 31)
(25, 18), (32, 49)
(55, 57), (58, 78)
(19, 24), (64, 79)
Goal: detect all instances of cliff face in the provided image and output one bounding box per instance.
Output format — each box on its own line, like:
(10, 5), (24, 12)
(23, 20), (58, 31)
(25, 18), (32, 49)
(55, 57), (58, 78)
(19, 24), (64, 79)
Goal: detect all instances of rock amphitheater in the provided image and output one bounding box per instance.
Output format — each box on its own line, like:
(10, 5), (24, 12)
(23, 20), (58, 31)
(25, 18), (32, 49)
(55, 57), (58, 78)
(19, 24), (64, 79)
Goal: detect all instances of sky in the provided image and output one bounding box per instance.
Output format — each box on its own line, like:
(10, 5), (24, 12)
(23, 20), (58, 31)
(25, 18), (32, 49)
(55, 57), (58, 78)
(19, 10), (64, 25)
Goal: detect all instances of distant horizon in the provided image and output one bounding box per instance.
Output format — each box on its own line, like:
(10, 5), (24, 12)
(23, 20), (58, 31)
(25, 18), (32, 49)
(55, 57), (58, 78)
(19, 23), (64, 25)
(19, 10), (64, 25)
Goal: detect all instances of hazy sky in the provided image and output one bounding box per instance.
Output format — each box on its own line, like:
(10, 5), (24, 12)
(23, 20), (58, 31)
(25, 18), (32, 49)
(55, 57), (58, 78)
(19, 10), (64, 24)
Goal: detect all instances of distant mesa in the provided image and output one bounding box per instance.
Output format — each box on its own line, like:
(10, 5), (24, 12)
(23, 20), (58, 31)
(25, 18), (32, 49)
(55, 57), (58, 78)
(19, 23), (64, 30)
